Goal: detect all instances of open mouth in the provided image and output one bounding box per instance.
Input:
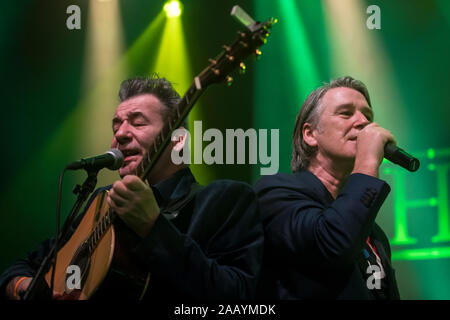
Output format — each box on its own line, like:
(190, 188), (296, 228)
(121, 149), (140, 162)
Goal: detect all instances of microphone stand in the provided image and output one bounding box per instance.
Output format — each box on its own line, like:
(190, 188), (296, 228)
(23, 168), (99, 300)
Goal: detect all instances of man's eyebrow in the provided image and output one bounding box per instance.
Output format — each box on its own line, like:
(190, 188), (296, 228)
(335, 103), (353, 110)
(127, 111), (149, 121)
(112, 111), (149, 124)
(112, 116), (122, 130)
(334, 103), (356, 113)
(112, 116), (121, 123)
(335, 103), (373, 116)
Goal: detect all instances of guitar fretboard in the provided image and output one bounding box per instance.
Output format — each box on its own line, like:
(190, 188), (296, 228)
(87, 210), (115, 255)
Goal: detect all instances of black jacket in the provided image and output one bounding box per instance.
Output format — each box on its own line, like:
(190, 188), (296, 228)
(254, 170), (400, 300)
(0, 168), (263, 300)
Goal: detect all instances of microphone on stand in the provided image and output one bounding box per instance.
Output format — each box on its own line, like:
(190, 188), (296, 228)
(66, 148), (124, 172)
(384, 143), (420, 172)
(24, 148), (124, 300)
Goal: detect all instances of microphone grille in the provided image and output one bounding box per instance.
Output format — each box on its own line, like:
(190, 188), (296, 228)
(106, 148), (124, 170)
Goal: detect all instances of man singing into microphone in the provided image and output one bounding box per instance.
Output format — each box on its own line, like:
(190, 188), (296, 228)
(255, 76), (400, 299)
(0, 74), (263, 300)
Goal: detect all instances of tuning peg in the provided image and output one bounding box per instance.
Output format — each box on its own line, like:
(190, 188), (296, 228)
(239, 41), (248, 48)
(222, 45), (231, 52)
(226, 54), (235, 62)
(239, 62), (246, 74)
(226, 76), (233, 86)
(264, 18), (278, 30)
(208, 58), (217, 65)
(254, 49), (262, 60)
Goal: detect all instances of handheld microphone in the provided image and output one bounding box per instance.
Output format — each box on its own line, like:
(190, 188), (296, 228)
(66, 148), (124, 171)
(384, 143), (420, 172)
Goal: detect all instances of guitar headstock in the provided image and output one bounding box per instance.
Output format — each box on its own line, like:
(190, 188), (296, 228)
(196, 12), (276, 88)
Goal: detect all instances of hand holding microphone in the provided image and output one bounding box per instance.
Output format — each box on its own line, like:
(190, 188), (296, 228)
(353, 123), (419, 176)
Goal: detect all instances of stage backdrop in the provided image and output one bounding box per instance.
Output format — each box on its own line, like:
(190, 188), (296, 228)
(0, 0), (448, 299)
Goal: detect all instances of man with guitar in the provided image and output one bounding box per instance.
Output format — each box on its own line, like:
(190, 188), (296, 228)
(1, 75), (263, 300)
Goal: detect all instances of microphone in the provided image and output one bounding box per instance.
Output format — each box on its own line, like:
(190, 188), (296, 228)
(384, 143), (420, 172)
(66, 148), (124, 171)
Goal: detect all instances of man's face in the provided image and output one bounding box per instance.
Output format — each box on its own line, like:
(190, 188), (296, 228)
(111, 94), (165, 178)
(308, 87), (374, 163)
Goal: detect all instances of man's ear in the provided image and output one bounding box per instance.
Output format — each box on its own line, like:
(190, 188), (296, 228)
(302, 122), (318, 148)
(171, 127), (188, 151)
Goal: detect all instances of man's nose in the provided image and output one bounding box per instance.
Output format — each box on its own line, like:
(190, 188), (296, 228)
(114, 121), (132, 144)
(353, 111), (370, 129)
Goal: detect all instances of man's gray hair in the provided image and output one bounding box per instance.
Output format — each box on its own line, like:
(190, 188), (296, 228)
(291, 76), (372, 172)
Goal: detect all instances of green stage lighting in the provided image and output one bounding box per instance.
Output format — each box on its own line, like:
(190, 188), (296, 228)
(164, 0), (182, 18)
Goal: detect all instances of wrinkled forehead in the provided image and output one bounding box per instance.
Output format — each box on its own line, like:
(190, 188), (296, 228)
(114, 93), (166, 118)
(321, 87), (371, 112)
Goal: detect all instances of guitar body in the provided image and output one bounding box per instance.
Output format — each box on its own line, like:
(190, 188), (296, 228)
(45, 190), (115, 300)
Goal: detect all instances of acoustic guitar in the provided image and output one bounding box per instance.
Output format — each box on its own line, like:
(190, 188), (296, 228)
(43, 6), (276, 299)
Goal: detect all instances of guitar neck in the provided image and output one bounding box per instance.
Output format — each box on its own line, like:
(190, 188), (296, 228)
(137, 80), (204, 180)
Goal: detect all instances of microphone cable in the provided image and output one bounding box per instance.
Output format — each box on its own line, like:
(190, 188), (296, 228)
(50, 167), (68, 298)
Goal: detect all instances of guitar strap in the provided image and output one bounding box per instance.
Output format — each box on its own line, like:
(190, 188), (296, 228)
(160, 182), (204, 221)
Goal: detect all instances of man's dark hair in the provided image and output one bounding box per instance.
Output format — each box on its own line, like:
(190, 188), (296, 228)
(119, 73), (186, 126)
(291, 76), (372, 172)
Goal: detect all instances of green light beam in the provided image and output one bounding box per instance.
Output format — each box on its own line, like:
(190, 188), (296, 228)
(278, 0), (320, 97)
(151, 15), (212, 185)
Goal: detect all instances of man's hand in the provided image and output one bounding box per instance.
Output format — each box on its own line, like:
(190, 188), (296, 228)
(352, 122), (396, 178)
(107, 175), (160, 238)
(6, 276), (32, 300)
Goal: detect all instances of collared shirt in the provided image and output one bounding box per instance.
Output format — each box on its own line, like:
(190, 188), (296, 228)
(151, 167), (194, 209)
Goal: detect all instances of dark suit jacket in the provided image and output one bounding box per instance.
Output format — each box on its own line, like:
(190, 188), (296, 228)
(254, 170), (400, 300)
(0, 168), (263, 300)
